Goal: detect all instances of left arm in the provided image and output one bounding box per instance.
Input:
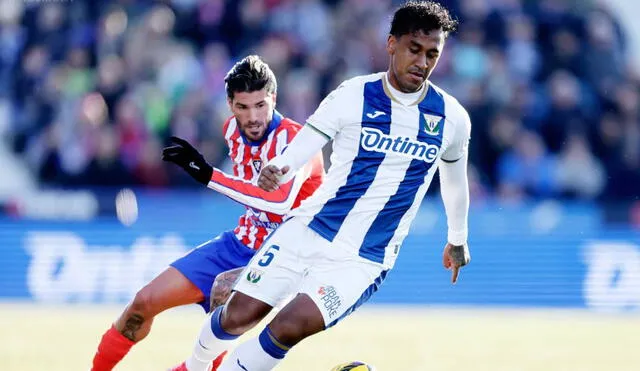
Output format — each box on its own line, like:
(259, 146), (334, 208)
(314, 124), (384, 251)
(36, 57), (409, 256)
(161, 136), (311, 214)
(439, 111), (472, 283)
(207, 165), (310, 214)
(439, 151), (469, 247)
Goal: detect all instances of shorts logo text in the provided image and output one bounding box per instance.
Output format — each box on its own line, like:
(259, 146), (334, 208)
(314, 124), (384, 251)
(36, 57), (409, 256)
(317, 285), (342, 318)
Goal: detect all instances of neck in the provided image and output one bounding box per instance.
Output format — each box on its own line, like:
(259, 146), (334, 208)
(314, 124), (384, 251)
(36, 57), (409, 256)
(386, 70), (424, 93)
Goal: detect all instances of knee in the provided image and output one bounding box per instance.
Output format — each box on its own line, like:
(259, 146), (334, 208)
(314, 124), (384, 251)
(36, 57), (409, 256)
(219, 295), (268, 335)
(219, 306), (259, 335)
(268, 314), (312, 346)
(129, 287), (155, 316)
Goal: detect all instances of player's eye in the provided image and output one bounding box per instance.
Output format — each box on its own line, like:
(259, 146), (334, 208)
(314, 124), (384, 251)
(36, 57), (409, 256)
(410, 48), (420, 54)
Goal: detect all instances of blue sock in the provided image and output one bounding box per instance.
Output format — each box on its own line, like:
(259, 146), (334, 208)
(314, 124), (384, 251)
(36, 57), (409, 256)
(258, 326), (291, 359)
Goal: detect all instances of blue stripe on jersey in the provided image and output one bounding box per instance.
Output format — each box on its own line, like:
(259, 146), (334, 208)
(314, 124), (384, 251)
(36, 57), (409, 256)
(308, 79), (391, 242)
(358, 85), (446, 263)
(326, 270), (388, 328)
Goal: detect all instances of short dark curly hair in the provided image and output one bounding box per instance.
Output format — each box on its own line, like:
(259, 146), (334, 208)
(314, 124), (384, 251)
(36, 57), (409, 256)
(224, 55), (277, 100)
(390, 1), (458, 38)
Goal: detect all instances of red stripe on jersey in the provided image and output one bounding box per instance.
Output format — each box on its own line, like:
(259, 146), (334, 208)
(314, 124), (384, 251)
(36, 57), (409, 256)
(211, 169), (295, 203)
(242, 144), (253, 180)
(267, 130), (278, 159)
(227, 120), (241, 177)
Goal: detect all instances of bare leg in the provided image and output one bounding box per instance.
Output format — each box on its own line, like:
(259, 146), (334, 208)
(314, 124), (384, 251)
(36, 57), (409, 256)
(266, 293), (325, 346)
(209, 267), (243, 312)
(114, 266), (204, 341)
(92, 267), (204, 370)
(216, 294), (325, 371)
(220, 290), (274, 335)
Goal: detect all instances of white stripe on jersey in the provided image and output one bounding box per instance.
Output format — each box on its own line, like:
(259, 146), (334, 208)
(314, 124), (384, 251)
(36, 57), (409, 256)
(275, 128), (288, 155)
(225, 118), (237, 140)
(246, 224), (258, 249)
(235, 141), (246, 179)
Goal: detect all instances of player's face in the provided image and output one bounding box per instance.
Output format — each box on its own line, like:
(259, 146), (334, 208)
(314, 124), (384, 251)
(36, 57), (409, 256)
(229, 89), (276, 142)
(387, 28), (445, 93)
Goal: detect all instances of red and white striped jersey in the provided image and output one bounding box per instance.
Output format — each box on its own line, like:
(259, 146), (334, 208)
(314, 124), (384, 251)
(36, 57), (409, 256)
(207, 111), (324, 250)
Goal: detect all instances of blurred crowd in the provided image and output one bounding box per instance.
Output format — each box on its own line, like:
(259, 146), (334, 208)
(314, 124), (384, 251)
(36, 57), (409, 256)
(1, 0), (639, 202)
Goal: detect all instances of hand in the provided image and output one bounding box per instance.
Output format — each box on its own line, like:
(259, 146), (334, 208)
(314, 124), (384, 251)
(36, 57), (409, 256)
(258, 164), (290, 192)
(442, 243), (470, 284)
(161, 136), (213, 185)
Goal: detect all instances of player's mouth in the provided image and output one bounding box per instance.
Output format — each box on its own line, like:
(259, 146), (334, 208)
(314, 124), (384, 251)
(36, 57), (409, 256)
(245, 123), (264, 138)
(408, 71), (425, 83)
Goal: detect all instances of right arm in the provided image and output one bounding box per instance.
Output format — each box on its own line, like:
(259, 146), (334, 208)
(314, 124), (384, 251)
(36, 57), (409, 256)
(258, 124), (329, 190)
(258, 82), (349, 191)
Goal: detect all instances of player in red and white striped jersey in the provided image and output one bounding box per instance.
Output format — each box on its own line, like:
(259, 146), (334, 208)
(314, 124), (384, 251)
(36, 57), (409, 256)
(90, 55), (324, 371)
(213, 111), (322, 250)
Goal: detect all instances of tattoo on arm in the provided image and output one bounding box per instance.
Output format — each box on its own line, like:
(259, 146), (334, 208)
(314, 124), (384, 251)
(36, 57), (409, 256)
(209, 267), (243, 312)
(121, 314), (144, 341)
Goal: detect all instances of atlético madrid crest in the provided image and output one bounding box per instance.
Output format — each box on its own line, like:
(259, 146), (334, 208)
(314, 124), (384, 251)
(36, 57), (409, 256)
(423, 113), (443, 136)
(252, 159), (262, 172)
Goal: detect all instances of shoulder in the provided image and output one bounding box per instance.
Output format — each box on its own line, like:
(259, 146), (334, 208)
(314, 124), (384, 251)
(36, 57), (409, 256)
(223, 116), (238, 139)
(275, 118), (303, 137)
(327, 73), (384, 99)
(430, 83), (471, 133)
(315, 73), (384, 114)
(336, 72), (384, 93)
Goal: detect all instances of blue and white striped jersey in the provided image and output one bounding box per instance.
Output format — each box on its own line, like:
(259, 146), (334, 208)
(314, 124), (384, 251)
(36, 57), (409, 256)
(288, 72), (471, 269)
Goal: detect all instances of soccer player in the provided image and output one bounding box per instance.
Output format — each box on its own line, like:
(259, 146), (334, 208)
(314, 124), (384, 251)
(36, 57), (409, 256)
(90, 55), (324, 371)
(180, 2), (472, 370)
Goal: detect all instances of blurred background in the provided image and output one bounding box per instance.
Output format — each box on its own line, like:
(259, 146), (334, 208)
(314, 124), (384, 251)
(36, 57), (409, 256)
(0, 0), (639, 370)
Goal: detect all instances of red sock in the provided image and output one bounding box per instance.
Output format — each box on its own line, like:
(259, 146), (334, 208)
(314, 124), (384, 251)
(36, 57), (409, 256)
(211, 351), (228, 371)
(91, 325), (136, 371)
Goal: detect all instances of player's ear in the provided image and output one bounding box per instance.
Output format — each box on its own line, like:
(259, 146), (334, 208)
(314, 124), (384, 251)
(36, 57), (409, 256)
(386, 35), (397, 55)
(227, 97), (233, 111)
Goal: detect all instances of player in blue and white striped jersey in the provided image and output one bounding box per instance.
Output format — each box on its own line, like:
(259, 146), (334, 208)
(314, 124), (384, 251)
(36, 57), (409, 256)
(182, 2), (471, 370)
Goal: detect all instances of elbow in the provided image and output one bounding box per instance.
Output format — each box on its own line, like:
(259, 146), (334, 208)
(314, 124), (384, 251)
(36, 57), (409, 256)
(267, 198), (296, 215)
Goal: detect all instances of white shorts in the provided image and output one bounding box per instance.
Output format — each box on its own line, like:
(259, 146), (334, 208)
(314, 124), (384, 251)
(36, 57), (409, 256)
(234, 218), (388, 327)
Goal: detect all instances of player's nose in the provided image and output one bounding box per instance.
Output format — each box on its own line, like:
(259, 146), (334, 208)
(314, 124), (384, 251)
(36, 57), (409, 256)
(247, 108), (259, 122)
(415, 53), (428, 70)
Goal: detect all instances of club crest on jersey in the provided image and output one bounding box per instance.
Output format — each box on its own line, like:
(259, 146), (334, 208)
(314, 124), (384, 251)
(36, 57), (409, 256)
(252, 159), (262, 172)
(360, 127), (440, 163)
(423, 113), (443, 136)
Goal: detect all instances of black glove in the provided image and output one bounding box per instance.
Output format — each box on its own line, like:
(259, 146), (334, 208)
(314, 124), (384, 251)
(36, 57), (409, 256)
(161, 136), (213, 185)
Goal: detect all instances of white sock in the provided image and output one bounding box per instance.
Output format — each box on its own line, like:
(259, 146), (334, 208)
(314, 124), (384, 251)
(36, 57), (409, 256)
(185, 307), (239, 371)
(217, 326), (289, 371)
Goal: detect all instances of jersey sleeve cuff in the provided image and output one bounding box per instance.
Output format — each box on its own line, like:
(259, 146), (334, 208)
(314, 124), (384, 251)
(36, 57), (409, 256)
(447, 230), (468, 246)
(305, 122), (332, 140)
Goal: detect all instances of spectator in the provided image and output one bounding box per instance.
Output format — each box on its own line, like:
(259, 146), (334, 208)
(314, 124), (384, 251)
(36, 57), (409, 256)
(0, 0), (637, 203)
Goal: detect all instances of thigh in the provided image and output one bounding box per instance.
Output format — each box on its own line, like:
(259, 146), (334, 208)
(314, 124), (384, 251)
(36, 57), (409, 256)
(233, 220), (309, 308)
(170, 231), (255, 312)
(299, 255), (388, 328)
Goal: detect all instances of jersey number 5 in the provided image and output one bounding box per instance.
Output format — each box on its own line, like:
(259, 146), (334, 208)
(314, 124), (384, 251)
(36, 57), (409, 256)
(258, 245), (280, 267)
